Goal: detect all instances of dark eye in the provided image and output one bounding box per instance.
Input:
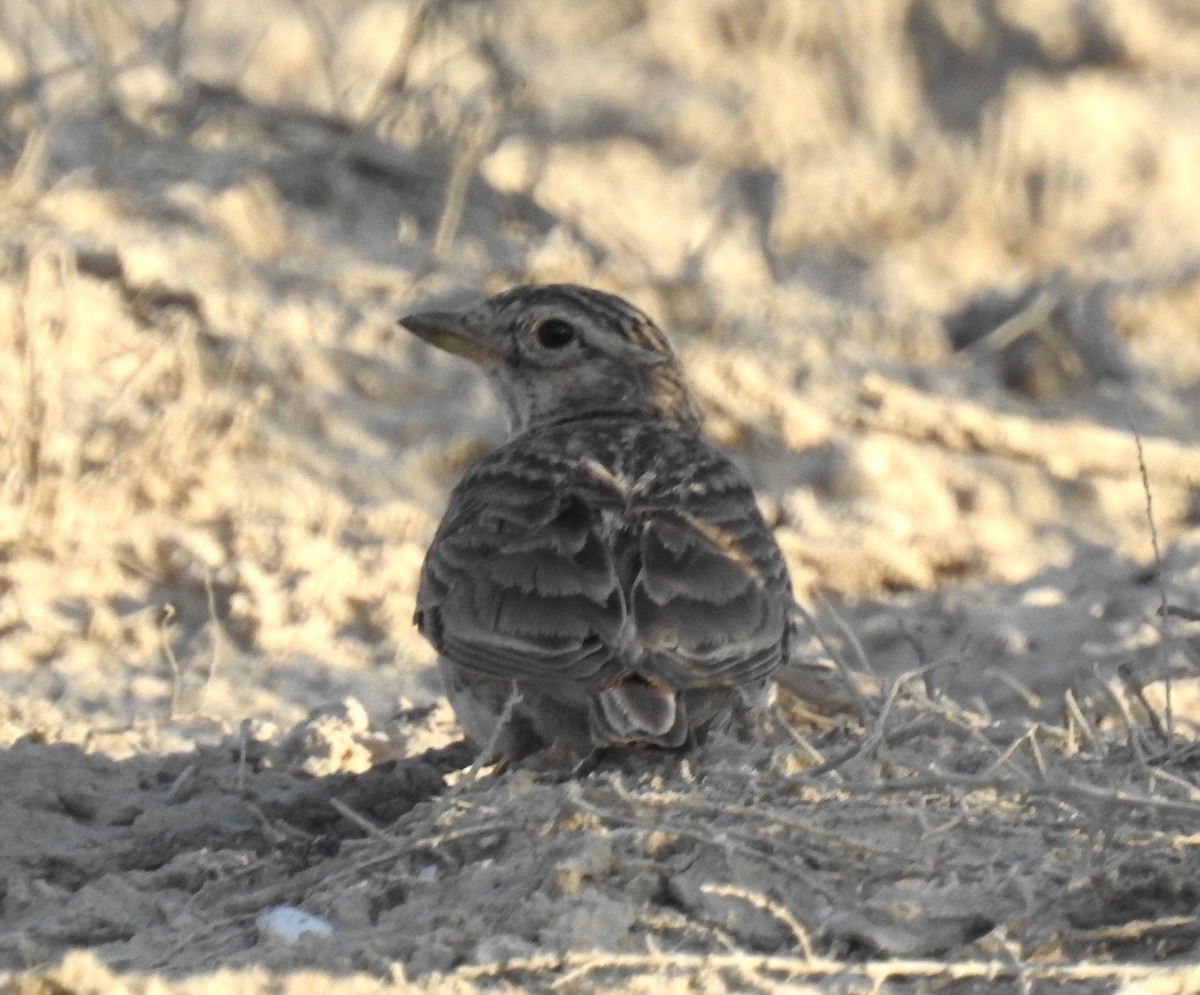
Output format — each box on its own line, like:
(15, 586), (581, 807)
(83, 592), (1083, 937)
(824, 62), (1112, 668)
(535, 318), (577, 350)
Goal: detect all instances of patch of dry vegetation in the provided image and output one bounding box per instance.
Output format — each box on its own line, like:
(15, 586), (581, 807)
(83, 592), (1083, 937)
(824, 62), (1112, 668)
(2, 0), (1200, 992)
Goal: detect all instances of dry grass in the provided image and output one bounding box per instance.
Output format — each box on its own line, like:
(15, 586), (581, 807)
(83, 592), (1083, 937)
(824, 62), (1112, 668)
(3, 0), (1200, 992)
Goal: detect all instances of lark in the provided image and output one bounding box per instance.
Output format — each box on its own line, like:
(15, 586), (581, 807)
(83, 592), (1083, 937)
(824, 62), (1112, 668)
(399, 284), (793, 762)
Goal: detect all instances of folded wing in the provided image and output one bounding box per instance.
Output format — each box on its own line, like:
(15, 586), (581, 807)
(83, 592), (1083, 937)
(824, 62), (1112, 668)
(418, 441), (790, 693)
(416, 454), (629, 687)
(632, 504), (788, 689)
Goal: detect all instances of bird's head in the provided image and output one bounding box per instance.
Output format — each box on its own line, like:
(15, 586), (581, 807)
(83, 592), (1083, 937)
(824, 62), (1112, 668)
(399, 284), (700, 435)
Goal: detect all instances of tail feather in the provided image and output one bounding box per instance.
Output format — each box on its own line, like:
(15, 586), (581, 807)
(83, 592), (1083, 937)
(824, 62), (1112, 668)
(590, 682), (688, 747)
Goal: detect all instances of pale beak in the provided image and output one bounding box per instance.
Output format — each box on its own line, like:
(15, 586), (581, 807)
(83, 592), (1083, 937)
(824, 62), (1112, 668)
(398, 311), (504, 364)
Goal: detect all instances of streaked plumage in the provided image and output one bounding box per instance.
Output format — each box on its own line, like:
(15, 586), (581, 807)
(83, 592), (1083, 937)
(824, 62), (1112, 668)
(399, 284), (792, 760)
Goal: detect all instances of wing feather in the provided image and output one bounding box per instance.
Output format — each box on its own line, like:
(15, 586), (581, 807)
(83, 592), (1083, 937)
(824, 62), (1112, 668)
(417, 454), (629, 688)
(417, 424), (791, 696)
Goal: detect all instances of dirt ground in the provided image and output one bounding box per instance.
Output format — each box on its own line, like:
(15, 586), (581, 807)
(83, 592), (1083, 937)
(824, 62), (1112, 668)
(3, 1), (1200, 992)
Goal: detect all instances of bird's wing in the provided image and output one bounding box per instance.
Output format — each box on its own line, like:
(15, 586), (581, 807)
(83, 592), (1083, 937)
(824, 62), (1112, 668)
(630, 462), (791, 690)
(416, 450), (629, 686)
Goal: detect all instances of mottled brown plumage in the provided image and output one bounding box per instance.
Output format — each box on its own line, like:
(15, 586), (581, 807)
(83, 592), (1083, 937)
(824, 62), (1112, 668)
(399, 284), (793, 760)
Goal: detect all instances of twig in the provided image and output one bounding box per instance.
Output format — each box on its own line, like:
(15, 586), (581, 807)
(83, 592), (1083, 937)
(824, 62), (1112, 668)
(982, 728), (1036, 780)
(446, 686), (523, 794)
(1095, 664), (1152, 768)
(1161, 605), (1200, 622)
(959, 288), (1058, 360)
(791, 600), (874, 723)
(1117, 661), (1168, 744)
(984, 666), (1041, 711)
(1070, 915), (1197, 944)
(159, 603), (182, 719)
(200, 568), (223, 711)
(1133, 426), (1173, 743)
(430, 107), (495, 263)
(810, 655), (963, 776)
(1062, 688), (1105, 761)
(328, 798), (387, 839)
(359, 0), (441, 121)
(1025, 725), (1048, 779)
(701, 883), (815, 959)
(808, 770), (1200, 818)
(289, 0), (340, 112)
(772, 707), (832, 770)
(814, 591), (877, 676)
(454, 947), (1200, 987)
(1133, 427), (1169, 621)
(602, 779), (914, 863)
(566, 784), (837, 900)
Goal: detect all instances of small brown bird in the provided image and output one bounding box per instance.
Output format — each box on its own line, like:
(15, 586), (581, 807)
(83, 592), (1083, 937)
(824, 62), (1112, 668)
(399, 284), (793, 762)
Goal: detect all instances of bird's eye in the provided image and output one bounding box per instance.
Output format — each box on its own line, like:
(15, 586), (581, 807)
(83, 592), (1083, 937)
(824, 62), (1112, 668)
(535, 318), (577, 350)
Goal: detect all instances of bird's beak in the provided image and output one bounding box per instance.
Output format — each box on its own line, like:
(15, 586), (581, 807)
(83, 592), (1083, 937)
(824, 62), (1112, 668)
(398, 310), (504, 364)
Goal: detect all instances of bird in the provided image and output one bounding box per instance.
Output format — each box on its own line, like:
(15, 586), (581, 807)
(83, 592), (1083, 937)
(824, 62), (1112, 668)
(398, 283), (793, 764)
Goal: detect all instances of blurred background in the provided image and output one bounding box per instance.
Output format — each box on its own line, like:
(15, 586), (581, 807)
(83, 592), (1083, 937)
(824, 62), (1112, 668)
(2, 0), (1200, 745)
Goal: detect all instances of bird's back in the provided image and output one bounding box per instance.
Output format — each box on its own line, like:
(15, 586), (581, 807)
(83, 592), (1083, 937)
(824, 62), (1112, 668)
(417, 413), (791, 751)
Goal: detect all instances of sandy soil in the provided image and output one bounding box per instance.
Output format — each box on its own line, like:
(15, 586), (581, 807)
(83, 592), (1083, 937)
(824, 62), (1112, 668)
(3, 1), (1200, 992)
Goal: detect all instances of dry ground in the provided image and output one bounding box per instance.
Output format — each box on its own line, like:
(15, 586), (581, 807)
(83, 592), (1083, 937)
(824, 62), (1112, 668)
(3, 1), (1200, 992)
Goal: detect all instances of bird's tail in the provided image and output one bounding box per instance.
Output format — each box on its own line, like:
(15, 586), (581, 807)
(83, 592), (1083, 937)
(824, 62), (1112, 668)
(589, 681), (689, 748)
